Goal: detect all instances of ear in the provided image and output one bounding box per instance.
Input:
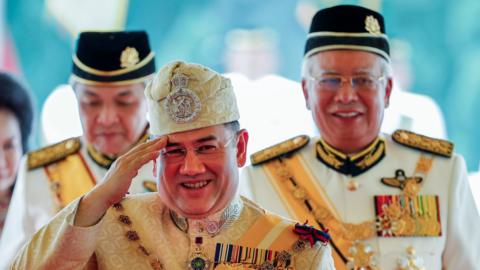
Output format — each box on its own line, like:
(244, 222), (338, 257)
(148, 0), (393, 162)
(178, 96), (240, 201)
(384, 77), (393, 108)
(301, 79), (311, 110)
(235, 129), (249, 167)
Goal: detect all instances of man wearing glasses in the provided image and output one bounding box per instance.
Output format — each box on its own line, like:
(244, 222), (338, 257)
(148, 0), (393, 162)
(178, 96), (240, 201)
(0, 31), (157, 268)
(11, 61), (334, 269)
(241, 5), (480, 270)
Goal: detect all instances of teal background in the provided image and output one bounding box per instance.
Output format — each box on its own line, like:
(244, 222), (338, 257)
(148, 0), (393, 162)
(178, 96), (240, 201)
(6, 0), (480, 171)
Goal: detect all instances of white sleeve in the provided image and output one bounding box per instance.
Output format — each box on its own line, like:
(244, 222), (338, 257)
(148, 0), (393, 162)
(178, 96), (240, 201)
(442, 155), (480, 269)
(239, 166), (255, 200)
(310, 244), (335, 270)
(0, 156), (36, 270)
(10, 197), (103, 270)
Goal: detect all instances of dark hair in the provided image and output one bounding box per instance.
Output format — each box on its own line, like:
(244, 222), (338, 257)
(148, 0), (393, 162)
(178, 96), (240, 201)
(0, 72), (34, 152)
(224, 120), (240, 133)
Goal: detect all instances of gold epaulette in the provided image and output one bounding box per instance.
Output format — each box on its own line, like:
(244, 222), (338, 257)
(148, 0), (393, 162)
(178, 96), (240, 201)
(27, 137), (82, 170)
(392, 129), (453, 158)
(143, 180), (158, 192)
(250, 135), (309, 166)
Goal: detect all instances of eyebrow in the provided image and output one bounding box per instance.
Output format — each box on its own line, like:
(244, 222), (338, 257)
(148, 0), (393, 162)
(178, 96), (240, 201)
(117, 91), (132, 97)
(83, 90), (99, 98)
(166, 135), (219, 147)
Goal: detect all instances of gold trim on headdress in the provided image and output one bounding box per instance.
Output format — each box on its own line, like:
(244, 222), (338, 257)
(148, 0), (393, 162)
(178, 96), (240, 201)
(69, 74), (154, 86)
(73, 52), (155, 76)
(307, 31), (388, 39)
(305, 44), (390, 61)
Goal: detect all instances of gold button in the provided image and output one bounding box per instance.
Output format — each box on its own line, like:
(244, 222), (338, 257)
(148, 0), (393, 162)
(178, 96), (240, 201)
(347, 180), (359, 191)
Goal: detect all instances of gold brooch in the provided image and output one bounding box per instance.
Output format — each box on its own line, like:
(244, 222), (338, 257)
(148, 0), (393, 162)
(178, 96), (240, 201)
(365, 15), (381, 35)
(120, 47), (140, 68)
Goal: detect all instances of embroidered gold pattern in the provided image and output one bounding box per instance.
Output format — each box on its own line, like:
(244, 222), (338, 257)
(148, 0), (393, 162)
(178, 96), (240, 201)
(316, 137), (386, 176)
(268, 148), (436, 269)
(143, 180), (158, 192)
(346, 241), (378, 270)
(113, 202), (164, 270)
(251, 135), (309, 165)
(269, 159), (376, 242)
(28, 138), (81, 170)
(392, 129), (453, 157)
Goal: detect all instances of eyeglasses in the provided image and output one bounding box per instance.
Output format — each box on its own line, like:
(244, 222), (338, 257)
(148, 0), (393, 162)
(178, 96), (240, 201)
(159, 135), (236, 163)
(308, 74), (386, 92)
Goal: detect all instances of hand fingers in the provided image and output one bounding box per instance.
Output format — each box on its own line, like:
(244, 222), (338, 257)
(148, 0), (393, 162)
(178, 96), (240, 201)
(129, 136), (167, 161)
(123, 136), (167, 158)
(130, 149), (162, 170)
(117, 136), (167, 168)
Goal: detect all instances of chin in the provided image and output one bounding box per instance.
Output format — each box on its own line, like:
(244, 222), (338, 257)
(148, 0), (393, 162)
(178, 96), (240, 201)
(177, 202), (217, 218)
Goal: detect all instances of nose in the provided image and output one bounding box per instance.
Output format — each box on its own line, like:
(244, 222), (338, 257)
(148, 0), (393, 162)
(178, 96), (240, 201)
(97, 105), (119, 126)
(179, 150), (206, 176)
(333, 81), (358, 104)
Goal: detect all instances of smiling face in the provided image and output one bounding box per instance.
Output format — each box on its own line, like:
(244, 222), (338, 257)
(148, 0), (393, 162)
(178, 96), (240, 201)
(302, 50), (392, 153)
(74, 82), (148, 157)
(154, 124), (248, 218)
(0, 108), (22, 194)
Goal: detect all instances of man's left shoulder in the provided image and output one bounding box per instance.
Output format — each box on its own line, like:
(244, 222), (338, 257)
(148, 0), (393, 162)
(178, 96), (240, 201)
(250, 135), (310, 166)
(391, 129), (454, 158)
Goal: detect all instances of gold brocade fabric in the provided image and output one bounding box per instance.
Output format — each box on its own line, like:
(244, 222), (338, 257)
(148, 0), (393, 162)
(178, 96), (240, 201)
(11, 194), (333, 270)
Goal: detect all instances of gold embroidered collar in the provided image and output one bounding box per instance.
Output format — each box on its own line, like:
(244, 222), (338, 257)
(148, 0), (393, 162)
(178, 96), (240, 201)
(315, 137), (386, 176)
(170, 196), (243, 236)
(87, 130), (149, 169)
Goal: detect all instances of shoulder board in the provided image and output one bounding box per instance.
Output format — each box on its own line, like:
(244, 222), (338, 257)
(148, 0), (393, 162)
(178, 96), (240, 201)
(142, 180), (158, 192)
(27, 137), (82, 170)
(250, 135), (309, 166)
(392, 129), (453, 158)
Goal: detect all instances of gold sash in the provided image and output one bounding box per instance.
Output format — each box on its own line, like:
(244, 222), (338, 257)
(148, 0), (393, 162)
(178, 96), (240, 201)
(263, 155), (351, 269)
(214, 212), (299, 269)
(237, 212), (298, 251)
(44, 153), (96, 210)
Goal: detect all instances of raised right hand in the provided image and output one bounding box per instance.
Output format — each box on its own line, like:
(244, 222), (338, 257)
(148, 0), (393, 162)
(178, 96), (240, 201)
(74, 136), (167, 227)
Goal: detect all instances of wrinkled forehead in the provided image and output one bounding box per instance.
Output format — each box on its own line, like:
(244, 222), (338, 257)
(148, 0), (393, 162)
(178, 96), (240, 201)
(73, 82), (146, 98)
(152, 124), (232, 146)
(307, 50), (385, 74)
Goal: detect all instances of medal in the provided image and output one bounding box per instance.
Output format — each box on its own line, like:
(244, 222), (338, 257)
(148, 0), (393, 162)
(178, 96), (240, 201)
(188, 239), (211, 270)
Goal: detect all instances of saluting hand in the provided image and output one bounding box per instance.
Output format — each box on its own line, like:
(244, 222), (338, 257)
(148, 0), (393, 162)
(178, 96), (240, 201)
(74, 137), (167, 227)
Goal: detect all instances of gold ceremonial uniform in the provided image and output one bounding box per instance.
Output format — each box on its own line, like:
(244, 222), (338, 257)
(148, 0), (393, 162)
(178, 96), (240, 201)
(11, 193), (334, 270)
(241, 130), (480, 270)
(0, 136), (156, 269)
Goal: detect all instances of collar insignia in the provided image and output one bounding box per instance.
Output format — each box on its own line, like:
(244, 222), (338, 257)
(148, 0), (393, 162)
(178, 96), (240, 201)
(315, 137), (386, 176)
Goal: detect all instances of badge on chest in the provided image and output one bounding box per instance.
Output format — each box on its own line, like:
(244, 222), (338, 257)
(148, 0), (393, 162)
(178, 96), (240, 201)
(376, 168), (442, 237)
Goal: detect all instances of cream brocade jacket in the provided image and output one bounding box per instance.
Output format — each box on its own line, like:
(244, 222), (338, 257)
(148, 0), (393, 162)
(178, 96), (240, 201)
(11, 193), (334, 270)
